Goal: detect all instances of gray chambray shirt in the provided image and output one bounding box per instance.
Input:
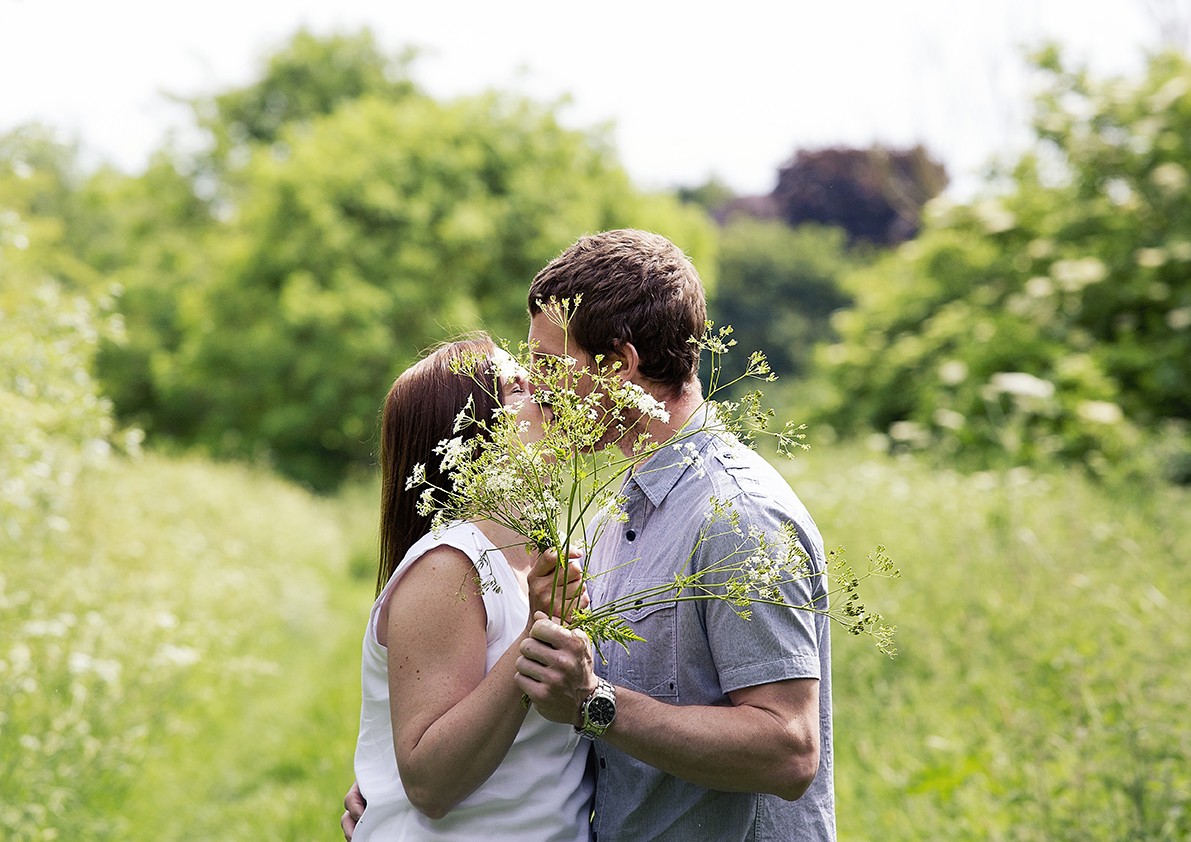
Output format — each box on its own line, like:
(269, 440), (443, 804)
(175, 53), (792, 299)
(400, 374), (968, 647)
(586, 417), (835, 842)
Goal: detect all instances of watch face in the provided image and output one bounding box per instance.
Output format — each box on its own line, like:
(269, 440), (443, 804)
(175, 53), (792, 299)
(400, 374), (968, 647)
(588, 696), (616, 727)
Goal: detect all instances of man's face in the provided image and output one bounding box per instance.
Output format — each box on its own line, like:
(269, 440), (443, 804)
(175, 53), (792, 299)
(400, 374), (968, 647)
(527, 310), (597, 393)
(527, 311), (628, 448)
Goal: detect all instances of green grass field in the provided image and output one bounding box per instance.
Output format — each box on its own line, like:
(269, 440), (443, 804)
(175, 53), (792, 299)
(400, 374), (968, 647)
(2, 447), (1187, 840)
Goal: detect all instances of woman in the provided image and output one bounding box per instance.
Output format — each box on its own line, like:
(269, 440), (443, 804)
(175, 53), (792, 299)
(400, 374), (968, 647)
(349, 336), (593, 841)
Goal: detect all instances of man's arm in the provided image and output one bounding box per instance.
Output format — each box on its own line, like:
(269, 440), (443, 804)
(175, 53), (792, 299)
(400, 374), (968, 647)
(514, 618), (820, 800)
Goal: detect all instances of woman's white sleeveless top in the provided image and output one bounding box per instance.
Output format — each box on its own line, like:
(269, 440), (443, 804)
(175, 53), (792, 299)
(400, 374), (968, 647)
(352, 522), (592, 841)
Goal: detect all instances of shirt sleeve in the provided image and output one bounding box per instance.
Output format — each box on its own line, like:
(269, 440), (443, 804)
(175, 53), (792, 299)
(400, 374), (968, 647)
(695, 487), (828, 694)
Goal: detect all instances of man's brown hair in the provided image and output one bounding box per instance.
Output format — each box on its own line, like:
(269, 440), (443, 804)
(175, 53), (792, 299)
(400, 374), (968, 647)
(528, 229), (706, 392)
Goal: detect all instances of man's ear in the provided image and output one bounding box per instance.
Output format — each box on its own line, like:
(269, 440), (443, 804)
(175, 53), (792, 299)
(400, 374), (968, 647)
(610, 341), (641, 382)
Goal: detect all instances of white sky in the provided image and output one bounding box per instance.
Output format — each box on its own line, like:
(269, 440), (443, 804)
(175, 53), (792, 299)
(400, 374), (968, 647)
(0, 0), (1174, 198)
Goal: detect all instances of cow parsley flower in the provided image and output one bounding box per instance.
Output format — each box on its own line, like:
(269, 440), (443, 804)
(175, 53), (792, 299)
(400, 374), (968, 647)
(434, 436), (468, 471)
(490, 348), (522, 383)
(405, 462), (427, 491)
(453, 395), (475, 432)
(672, 441), (706, 477)
(622, 382), (670, 422)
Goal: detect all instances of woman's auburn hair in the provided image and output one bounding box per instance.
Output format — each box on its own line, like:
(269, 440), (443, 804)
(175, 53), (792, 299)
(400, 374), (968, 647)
(375, 336), (501, 596)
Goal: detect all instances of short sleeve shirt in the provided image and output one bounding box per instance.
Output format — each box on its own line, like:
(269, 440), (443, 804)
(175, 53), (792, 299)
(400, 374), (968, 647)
(585, 420), (835, 841)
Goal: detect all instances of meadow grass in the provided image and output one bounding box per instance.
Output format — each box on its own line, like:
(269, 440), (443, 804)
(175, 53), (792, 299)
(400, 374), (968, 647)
(785, 443), (1191, 841)
(0, 453), (375, 841)
(3, 446), (1187, 840)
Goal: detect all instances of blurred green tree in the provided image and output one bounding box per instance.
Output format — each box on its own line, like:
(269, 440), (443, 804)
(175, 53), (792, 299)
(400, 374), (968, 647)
(0, 125), (107, 291)
(709, 219), (854, 384)
(3, 30), (714, 490)
(772, 145), (948, 246)
(75, 28), (419, 443)
(77, 156), (218, 440)
(192, 27), (419, 174)
(172, 91), (712, 489)
(675, 176), (740, 218)
(812, 48), (1191, 480)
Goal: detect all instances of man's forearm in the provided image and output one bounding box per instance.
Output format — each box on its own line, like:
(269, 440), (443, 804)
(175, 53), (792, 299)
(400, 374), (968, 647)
(514, 617), (821, 801)
(600, 682), (819, 801)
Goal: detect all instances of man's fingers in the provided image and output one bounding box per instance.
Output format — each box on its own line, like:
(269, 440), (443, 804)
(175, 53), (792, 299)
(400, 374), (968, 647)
(515, 651), (550, 681)
(345, 781), (365, 816)
(519, 632), (586, 675)
(340, 812), (356, 841)
(529, 615), (576, 646)
(529, 547), (583, 578)
(529, 548), (560, 577)
(519, 634), (567, 666)
(514, 670), (548, 703)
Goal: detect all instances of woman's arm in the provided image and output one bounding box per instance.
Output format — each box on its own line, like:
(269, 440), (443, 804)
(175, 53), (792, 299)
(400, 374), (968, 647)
(385, 545), (531, 819)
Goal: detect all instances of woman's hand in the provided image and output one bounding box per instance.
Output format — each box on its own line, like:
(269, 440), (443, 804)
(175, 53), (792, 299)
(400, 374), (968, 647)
(527, 547), (587, 624)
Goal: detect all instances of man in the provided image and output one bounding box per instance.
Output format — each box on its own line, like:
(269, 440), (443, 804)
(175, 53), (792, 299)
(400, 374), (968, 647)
(344, 229), (834, 840)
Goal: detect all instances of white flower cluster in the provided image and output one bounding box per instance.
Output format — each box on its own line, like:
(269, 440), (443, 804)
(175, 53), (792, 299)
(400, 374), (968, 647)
(520, 492), (561, 526)
(1076, 400), (1124, 425)
(405, 462), (427, 491)
(1050, 257), (1108, 292)
(453, 395), (475, 432)
(672, 441), (706, 477)
(434, 436), (468, 472)
(622, 382), (670, 423)
(489, 348), (523, 383)
(741, 549), (784, 602)
(988, 372), (1056, 401)
(480, 459), (521, 495)
(417, 488), (437, 518)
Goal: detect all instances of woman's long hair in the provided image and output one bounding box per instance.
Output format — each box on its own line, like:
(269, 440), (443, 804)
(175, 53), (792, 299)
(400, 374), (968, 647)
(376, 336), (501, 596)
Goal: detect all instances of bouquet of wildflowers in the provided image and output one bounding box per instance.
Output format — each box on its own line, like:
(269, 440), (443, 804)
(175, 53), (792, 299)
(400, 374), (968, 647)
(409, 298), (898, 656)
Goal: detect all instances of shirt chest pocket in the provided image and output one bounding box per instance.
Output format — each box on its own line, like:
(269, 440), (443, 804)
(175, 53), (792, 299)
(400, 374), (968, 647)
(612, 587), (679, 699)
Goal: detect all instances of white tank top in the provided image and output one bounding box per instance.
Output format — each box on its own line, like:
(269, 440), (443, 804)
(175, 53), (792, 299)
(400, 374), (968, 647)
(352, 522), (593, 841)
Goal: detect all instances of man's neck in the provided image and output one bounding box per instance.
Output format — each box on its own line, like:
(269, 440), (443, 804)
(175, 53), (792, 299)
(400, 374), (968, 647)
(615, 380), (705, 460)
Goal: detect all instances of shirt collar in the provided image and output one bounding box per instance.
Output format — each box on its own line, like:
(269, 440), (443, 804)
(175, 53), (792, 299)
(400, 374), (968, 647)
(625, 407), (716, 509)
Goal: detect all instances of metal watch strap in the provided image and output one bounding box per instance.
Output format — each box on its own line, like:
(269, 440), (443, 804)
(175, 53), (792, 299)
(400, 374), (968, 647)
(577, 678), (617, 739)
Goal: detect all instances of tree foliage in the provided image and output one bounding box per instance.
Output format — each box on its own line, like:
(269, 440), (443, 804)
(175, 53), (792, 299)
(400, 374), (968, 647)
(74, 157), (217, 441)
(709, 219), (854, 384)
(812, 48), (1191, 479)
(193, 28), (419, 171)
(772, 145), (948, 245)
(0, 174), (126, 543)
(171, 92), (709, 489)
(19, 30), (713, 490)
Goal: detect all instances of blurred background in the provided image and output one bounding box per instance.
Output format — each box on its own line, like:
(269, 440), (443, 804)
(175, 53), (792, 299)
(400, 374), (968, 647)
(1, 1), (1189, 839)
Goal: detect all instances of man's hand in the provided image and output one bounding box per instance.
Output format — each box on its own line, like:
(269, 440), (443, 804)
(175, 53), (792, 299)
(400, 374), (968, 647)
(527, 548), (587, 623)
(340, 780), (365, 840)
(514, 613), (599, 726)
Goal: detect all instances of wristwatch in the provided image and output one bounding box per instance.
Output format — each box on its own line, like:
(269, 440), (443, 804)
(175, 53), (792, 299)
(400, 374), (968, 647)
(577, 678), (617, 739)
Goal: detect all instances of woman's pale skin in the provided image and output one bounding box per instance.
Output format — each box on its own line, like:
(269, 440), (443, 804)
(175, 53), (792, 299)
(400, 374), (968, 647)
(370, 366), (585, 821)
